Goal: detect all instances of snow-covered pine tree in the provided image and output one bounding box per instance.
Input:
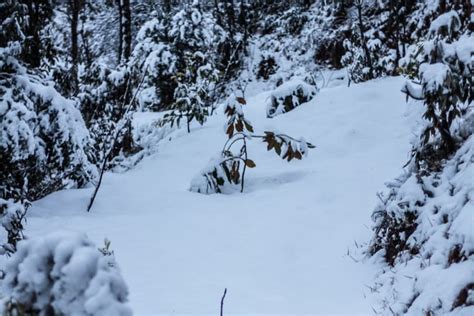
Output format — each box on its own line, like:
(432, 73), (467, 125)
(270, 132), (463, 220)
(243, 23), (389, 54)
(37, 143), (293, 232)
(401, 6), (472, 168)
(77, 62), (141, 167)
(130, 13), (177, 111)
(159, 0), (226, 132)
(0, 0), (97, 244)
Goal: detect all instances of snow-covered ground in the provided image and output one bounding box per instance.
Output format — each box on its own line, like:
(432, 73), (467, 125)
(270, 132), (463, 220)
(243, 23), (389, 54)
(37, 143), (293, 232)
(26, 76), (422, 315)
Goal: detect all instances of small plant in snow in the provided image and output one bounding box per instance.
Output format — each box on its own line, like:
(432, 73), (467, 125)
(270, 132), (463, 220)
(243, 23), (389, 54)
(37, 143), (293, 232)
(190, 94), (315, 194)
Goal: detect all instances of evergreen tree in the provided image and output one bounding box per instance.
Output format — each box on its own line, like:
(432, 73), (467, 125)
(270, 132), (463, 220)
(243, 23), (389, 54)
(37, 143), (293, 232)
(0, 4), (97, 197)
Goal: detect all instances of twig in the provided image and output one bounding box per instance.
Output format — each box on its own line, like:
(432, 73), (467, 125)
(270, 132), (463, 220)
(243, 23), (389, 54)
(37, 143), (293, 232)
(220, 288), (227, 316)
(241, 138), (248, 193)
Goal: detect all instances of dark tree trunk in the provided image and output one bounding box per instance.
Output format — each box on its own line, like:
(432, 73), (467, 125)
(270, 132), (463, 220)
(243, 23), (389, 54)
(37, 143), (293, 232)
(163, 0), (172, 13)
(69, 0), (81, 92)
(117, 0), (123, 64)
(225, 0), (236, 36)
(122, 0), (132, 61)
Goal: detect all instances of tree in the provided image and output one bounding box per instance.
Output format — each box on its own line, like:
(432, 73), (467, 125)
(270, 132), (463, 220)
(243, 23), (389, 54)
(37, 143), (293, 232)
(69, 0), (82, 92)
(0, 0), (97, 254)
(402, 8), (472, 169)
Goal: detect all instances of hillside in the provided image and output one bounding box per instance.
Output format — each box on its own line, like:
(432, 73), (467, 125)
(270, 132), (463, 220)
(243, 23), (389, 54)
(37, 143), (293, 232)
(1, 1), (472, 315)
(25, 76), (422, 315)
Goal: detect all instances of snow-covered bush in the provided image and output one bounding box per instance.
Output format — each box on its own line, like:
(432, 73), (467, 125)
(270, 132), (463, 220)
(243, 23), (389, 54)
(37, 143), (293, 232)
(0, 58), (97, 202)
(0, 199), (27, 255)
(266, 79), (317, 118)
(131, 0), (225, 117)
(0, 0), (97, 202)
(401, 9), (472, 167)
(130, 16), (177, 111)
(367, 6), (473, 314)
(159, 1), (225, 132)
(78, 62), (142, 167)
(1, 232), (132, 316)
(190, 94), (314, 194)
(256, 55), (279, 80)
(368, 110), (474, 315)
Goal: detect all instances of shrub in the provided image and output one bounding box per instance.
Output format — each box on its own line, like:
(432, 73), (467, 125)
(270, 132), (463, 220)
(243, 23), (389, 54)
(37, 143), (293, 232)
(266, 79), (317, 118)
(190, 94), (314, 194)
(1, 232), (132, 316)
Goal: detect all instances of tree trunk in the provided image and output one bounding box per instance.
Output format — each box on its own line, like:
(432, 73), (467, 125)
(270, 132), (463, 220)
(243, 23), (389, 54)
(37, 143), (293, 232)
(69, 0), (81, 93)
(163, 0), (172, 13)
(122, 0), (132, 62)
(117, 0), (123, 64)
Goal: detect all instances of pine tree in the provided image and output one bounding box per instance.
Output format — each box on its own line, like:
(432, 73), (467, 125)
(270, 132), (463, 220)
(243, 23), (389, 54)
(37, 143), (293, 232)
(1, 0), (97, 200)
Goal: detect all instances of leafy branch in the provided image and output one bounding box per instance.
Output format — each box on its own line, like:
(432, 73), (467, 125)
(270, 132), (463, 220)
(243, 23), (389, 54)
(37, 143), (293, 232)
(190, 93), (315, 194)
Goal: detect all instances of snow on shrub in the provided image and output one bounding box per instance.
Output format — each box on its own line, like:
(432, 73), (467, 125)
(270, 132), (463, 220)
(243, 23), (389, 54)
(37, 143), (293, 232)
(0, 2), (97, 202)
(0, 199), (27, 255)
(266, 79), (317, 118)
(368, 112), (474, 314)
(367, 7), (473, 315)
(1, 232), (132, 316)
(0, 61), (97, 201)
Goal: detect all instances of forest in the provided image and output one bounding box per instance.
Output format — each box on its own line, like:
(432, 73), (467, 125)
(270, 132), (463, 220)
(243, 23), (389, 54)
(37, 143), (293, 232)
(0, 0), (472, 315)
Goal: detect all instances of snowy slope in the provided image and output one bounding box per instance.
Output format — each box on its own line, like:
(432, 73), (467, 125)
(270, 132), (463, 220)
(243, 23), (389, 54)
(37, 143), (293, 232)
(26, 76), (422, 315)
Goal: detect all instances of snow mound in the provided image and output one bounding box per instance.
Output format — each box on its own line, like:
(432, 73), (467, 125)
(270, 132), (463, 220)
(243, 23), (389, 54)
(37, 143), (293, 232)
(1, 232), (132, 316)
(266, 79), (317, 118)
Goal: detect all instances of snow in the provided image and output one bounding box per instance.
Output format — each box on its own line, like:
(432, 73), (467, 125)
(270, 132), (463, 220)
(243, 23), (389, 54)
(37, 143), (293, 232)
(2, 231), (131, 316)
(429, 11), (460, 36)
(266, 78), (318, 118)
(23, 76), (422, 315)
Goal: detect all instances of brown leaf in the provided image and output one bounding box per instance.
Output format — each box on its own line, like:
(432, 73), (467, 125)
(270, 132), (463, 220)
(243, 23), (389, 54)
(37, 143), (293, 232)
(275, 143), (282, 155)
(245, 159), (256, 168)
(267, 140), (274, 151)
(236, 97), (246, 105)
(236, 119), (244, 132)
(226, 124), (234, 138)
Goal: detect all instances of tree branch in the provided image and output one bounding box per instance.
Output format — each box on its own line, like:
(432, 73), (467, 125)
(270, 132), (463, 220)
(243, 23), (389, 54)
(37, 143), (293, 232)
(220, 288), (227, 316)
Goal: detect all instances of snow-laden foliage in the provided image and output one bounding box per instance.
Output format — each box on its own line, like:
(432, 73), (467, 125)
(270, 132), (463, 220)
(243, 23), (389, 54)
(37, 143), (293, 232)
(0, 57), (97, 197)
(130, 16), (177, 110)
(1, 232), (132, 316)
(0, 57), (97, 202)
(78, 61), (142, 168)
(369, 109), (474, 315)
(246, 3), (331, 87)
(131, 0), (225, 116)
(191, 93), (314, 194)
(266, 79), (317, 118)
(401, 9), (472, 167)
(0, 199), (27, 255)
(367, 5), (473, 314)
